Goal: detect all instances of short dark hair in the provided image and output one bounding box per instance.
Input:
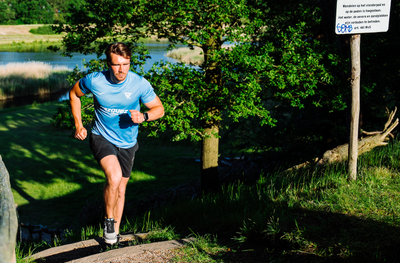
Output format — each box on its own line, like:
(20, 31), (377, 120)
(105, 43), (132, 62)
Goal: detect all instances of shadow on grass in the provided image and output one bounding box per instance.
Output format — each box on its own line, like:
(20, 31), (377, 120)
(0, 102), (200, 231)
(11, 102), (400, 262)
(178, 206), (400, 262)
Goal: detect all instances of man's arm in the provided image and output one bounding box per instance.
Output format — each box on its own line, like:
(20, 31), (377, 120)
(130, 96), (164, 123)
(70, 81), (88, 140)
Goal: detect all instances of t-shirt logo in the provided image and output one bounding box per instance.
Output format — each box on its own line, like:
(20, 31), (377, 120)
(125, 93), (132, 99)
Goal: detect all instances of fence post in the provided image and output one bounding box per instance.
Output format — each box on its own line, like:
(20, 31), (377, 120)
(0, 155), (18, 263)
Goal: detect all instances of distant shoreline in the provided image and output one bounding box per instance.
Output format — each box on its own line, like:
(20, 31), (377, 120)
(0, 24), (64, 45)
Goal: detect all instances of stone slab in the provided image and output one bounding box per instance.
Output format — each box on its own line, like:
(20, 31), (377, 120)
(31, 233), (147, 260)
(66, 238), (194, 263)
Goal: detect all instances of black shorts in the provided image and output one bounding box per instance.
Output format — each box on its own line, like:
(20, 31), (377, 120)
(89, 133), (139, 178)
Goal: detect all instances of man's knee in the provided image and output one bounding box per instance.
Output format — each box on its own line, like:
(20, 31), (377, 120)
(117, 178), (129, 197)
(106, 176), (122, 190)
(117, 190), (126, 200)
(101, 156), (123, 182)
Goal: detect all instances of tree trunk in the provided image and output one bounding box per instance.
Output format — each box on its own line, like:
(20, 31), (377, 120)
(200, 33), (223, 192)
(201, 124), (220, 192)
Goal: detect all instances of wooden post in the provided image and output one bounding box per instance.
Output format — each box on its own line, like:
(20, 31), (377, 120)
(348, 34), (361, 181)
(0, 155), (18, 263)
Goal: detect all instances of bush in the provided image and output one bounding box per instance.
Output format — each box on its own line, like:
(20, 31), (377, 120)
(29, 25), (57, 35)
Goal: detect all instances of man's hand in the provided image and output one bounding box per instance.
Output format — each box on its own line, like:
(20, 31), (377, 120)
(70, 81), (87, 140)
(75, 126), (87, 140)
(130, 110), (145, 124)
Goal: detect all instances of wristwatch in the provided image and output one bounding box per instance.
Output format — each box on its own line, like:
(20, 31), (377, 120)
(143, 112), (149, 121)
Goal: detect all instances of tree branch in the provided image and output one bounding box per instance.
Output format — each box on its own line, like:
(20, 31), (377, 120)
(283, 107), (399, 173)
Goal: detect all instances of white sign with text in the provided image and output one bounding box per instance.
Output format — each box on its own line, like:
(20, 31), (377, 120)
(335, 0), (391, 34)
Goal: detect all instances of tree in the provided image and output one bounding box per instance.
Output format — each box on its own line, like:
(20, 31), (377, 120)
(0, 1), (16, 24)
(54, 0), (340, 191)
(13, 0), (53, 24)
(47, 0), (80, 23)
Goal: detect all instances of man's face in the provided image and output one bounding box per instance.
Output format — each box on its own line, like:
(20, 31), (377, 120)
(108, 53), (130, 83)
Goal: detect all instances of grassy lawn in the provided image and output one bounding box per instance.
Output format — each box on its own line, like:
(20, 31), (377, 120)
(3, 26), (400, 260)
(0, 25), (168, 47)
(0, 25), (64, 45)
(0, 101), (200, 230)
(8, 100), (400, 262)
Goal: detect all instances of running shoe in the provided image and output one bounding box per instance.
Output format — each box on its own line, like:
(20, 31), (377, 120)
(103, 218), (117, 244)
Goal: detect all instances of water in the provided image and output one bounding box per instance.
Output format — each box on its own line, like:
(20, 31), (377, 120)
(0, 42), (182, 109)
(0, 42), (180, 70)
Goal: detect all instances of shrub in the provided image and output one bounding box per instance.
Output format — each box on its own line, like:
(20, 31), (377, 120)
(29, 25), (57, 35)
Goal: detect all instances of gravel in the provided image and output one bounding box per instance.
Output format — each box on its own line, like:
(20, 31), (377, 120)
(99, 248), (183, 263)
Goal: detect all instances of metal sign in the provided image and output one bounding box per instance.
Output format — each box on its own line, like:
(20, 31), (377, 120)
(335, 0), (391, 34)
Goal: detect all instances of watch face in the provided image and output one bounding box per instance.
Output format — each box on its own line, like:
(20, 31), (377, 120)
(144, 112), (149, 121)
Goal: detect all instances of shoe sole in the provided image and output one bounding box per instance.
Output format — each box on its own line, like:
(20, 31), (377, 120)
(104, 237), (118, 244)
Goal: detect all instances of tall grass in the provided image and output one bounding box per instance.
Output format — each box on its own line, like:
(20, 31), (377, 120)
(130, 139), (400, 262)
(166, 46), (204, 65)
(0, 62), (70, 100)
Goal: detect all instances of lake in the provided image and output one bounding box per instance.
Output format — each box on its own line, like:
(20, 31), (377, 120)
(0, 42), (181, 109)
(0, 42), (180, 70)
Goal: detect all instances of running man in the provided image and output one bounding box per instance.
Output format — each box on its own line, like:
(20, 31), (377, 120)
(70, 42), (164, 244)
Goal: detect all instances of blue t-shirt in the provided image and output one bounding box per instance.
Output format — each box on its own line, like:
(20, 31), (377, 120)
(79, 70), (156, 148)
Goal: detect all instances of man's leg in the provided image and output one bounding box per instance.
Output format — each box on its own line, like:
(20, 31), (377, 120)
(113, 176), (129, 234)
(100, 155), (123, 220)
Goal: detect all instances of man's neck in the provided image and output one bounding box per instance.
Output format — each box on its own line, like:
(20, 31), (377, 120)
(109, 71), (123, 84)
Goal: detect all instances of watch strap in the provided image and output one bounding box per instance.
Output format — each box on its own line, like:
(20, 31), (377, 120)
(143, 112), (149, 121)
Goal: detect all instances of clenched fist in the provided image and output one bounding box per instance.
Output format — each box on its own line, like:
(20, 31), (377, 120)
(130, 110), (145, 124)
(75, 126), (87, 140)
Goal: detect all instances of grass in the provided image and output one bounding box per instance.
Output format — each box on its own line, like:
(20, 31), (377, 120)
(0, 24), (63, 53)
(0, 101), (200, 230)
(16, 242), (37, 263)
(0, 62), (71, 100)
(0, 39), (63, 52)
(103, 139), (400, 262)
(7, 99), (400, 262)
(0, 25), (165, 51)
(155, 141), (400, 262)
(0, 24), (64, 45)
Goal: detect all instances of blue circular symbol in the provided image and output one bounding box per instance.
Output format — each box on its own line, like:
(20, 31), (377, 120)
(336, 23), (353, 33)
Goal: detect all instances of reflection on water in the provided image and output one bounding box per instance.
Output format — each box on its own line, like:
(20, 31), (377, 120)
(0, 41), (184, 109)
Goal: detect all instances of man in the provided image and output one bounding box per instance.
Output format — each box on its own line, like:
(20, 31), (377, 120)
(70, 42), (164, 244)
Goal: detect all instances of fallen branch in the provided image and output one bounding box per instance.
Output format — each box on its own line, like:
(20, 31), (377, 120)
(285, 107), (398, 172)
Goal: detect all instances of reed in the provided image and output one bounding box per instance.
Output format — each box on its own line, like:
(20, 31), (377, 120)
(166, 47), (204, 65)
(0, 62), (71, 100)
(166, 44), (234, 65)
